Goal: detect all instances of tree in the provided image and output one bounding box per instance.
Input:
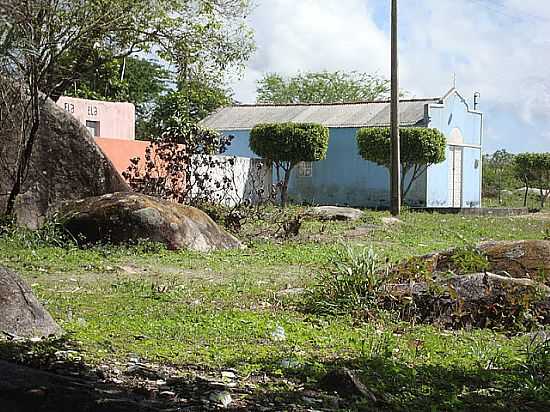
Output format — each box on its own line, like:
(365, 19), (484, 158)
(514, 153), (550, 209)
(0, 0), (150, 215)
(146, 80), (232, 138)
(249, 123), (329, 206)
(482, 149), (519, 204)
(256, 71), (390, 104)
(356, 127), (446, 202)
(0, 0), (254, 216)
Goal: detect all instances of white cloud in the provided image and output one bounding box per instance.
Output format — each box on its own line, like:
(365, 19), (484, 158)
(232, 0), (550, 151)
(233, 0), (389, 102)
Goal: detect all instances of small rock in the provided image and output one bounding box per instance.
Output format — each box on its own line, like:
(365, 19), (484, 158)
(209, 391), (232, 408)
(276, 288), (305, 298)
(381, 216), (402, 225)
(221, 371), (236, 379)
(308, 206), (363, 222)
(126, 364), (161, 380)
(270, 325), (286, 342)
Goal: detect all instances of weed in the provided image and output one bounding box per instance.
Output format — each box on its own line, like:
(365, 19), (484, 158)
(448, 246), (490, 274)
(0, 214), (74, 248)
(306, 245), (386, 317)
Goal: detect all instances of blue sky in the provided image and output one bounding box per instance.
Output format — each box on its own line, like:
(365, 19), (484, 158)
(231, 0), (550, 154)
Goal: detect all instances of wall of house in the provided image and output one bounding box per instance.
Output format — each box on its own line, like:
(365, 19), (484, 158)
(96, 137), (270, 206)
(222, 128), (427, 208)
(57, 96), (135, 140)
(190, 156), (272, 207)
(426, 92), (482, 208)
(96, 138), (149, 174)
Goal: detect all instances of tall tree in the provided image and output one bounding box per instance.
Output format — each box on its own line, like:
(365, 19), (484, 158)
(514, 153), (550, 209)
(256, 71), (390, 104)
(482, 149), (518, 204)
(0, 0), (255, 215)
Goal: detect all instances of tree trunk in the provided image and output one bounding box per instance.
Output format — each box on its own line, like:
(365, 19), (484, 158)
(280, 163), (295, 207)
(5, 81), (41, 216)
(401, 165), (423, 205)
(523, 184), (529, 207)
(540, 187), (549, 209)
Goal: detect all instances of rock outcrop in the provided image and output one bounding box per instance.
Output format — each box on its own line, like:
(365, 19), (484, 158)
(0, 266), (61, 338)
(60, 192), (243, 252)
(397, 240), (550, 283)
(385, 240), (550, 329)
(0, 79), (129, 228)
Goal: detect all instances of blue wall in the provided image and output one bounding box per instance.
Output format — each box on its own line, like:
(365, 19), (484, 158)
(222, 128), (426, 208)
(426, 92), (482, 207)
(220, 91), (481, 208)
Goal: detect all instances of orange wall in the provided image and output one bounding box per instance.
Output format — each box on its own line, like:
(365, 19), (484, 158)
(95, 138), (149, 175)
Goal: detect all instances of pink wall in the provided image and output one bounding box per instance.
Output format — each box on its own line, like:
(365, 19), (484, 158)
(57, 96), (135, 140)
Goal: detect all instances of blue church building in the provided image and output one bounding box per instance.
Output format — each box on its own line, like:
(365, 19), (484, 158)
(201, 88), (483, 208)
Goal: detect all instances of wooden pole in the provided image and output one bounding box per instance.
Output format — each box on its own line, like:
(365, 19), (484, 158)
(390, 0), (401, 216)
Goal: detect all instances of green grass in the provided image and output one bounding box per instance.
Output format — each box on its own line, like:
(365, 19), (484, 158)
(1, 210), (549, 410)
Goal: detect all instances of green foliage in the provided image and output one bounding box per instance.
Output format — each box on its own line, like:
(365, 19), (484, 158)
(483, 149), (520, 202)
(306, 246), (385, 316)
(256, 71), (390, 104)
(250, 122), (329, 205)
(448, 246), (490, 274)
(515, 152), (550, 208)
(146, 81), (232, 137)
(356, 127), (446, 200)
(0, 215), (74, 248)
(250, 123), (329, 164)
(0, 0), (254, 99)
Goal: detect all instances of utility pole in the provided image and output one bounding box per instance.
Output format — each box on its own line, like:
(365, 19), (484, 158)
(390, 0), (401, 216)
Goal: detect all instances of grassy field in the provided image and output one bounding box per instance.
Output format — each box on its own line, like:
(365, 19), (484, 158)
(1, 210), (549, 410)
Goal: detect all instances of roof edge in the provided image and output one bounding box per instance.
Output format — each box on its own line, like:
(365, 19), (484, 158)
(231, 97), (442, 108)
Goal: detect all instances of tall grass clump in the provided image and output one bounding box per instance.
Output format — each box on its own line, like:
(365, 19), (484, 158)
(306, 245), (387, 317)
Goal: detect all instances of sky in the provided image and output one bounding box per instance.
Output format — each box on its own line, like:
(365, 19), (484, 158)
(230, 0), (550, 154)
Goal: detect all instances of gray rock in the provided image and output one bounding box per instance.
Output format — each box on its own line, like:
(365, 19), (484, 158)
(308, 206), (363, 221)
(0, 78), (129, 228)
(60, 192), (243, 252)
(0, 266), (61, 338)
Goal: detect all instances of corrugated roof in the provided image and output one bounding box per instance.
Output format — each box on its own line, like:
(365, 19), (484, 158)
(200, 98), (441, 130)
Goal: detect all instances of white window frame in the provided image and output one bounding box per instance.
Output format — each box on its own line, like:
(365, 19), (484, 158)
(298, 161), (313, 177)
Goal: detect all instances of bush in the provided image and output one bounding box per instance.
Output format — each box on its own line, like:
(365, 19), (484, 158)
(123, 122), (235, 206)
(250, 122), (329, 206)
(356, 127), (446, 201)
(306, 245), (386, 317)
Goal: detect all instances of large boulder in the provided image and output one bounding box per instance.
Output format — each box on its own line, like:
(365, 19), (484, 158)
(307, 206), (363, 221)
(60, 192), (243, 252)
(0, 80), (129, 229)
(0, 266), (61, 338)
